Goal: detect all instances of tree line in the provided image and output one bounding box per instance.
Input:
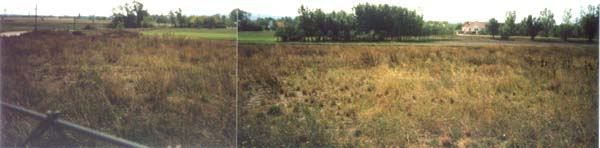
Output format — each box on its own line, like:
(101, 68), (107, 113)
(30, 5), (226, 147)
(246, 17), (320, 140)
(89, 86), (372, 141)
(271, 4), (445, 42)
(108, 1), (598, 42)
(233, 9), (265, 31)
(109, 1), (235, 29)
(235, 4), (457, 42)
(109, 1), (149, 28)
(486, 5), (599, 42)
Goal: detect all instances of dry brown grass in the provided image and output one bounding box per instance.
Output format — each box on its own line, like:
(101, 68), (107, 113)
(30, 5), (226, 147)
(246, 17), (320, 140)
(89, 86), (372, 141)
(1, 30), (235, 147)
(238, 43), (598, 147)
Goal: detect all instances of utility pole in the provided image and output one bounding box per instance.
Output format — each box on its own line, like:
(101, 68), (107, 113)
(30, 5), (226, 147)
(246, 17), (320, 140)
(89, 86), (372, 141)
(73, 13), (80, 30)
(34, 4), (37, 31)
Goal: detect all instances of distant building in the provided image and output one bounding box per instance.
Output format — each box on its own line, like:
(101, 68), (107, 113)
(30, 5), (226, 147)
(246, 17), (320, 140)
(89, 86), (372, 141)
(275, 21), (285, 28)
(461, 21), (486, 34)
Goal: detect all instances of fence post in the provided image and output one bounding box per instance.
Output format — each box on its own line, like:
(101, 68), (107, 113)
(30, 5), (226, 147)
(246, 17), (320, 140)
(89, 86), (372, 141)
(1, 102), (149, 148)
(19, 110), (61, 147)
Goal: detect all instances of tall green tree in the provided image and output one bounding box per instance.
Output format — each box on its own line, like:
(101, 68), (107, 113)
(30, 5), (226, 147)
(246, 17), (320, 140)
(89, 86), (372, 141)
(278, 4), (424, 42)
(580, 4), (599, 42)
(500, 11), (516, 40)
(109, 1), (149, 28)
(559, 8), (574, 41)
(525, 15), (542, 40)
(236, 9), (261, 31)
(298, 5), (316, 41)
(229, 9), (239, 26)
(229, 8), (240, 26)
(175, 8), (186, 27)
(486, 18), (500, 38)
(516, 18), (528, 36)
(168, 11), (176, 27)
(275, 17), (304, 41)
(255, 17), (273, 30)
(539, 8), (556, 37)
(354, 3), (423, 41)
(133, 1), (149, 27)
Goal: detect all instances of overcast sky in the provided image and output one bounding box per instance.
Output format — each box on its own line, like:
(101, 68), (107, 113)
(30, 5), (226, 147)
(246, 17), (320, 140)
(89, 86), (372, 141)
(0, 0), (237, 17)
(1, 0), (598, 23)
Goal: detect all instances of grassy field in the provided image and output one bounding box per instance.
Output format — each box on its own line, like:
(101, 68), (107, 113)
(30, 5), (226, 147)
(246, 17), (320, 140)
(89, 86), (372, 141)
(141, 28), (237, 40)
(1, 30), (236, 147)
(0, 17), (111, 32)
(239, 31), (278, 43)
(2, 16), (599, 147)
(238, 43), (598, 147)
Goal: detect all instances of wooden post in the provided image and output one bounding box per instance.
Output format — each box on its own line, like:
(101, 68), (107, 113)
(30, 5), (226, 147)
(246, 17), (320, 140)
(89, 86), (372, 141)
(73, 13), (79, 30)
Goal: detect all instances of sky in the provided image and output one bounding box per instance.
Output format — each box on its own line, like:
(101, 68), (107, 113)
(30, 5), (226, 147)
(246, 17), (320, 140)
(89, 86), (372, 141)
(1, 0), (598, 23)
(238, 0), (600, 23)
(0, 0), (238, 17)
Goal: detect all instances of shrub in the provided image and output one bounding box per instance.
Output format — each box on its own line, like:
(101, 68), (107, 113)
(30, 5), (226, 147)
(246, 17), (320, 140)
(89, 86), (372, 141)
(559, 24), (573, 41)
(360, 52), (379, 67)
(275, 17), (305, 42)
(389, 53), (400, 67)
(267, 105), (282, 116)
(103, 48), (121, 63)
(71, 30), (84, 36)
(83, 24), (96, 30)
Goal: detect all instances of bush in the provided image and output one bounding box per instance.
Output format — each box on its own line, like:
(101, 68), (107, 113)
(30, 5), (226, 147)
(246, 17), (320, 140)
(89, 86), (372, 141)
(108, 20), (125, 29)
(71, 30), (84, 36)
(500, 25), (512, 40)
(275, 26), (305, 42)
(103, 48), (121, 63)
(389, 53), (400, 67)
(275, 18), (305, 42)
(559, 24), (573, 41)
(360, 52), (379, 67)
(83, 24), (96, 30)
(267, 105), (282, 116)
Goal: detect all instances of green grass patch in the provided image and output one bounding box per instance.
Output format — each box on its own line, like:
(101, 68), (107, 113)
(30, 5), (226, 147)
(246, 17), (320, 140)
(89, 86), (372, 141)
(141, 28), (236, 40)
(239, 31), (278, 43)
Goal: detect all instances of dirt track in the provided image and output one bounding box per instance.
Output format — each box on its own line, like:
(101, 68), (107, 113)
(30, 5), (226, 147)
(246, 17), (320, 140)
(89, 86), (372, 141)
(0, 31), (28, 37)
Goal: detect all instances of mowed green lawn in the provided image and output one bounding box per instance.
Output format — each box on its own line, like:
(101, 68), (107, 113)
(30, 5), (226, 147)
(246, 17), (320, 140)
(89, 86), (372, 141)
(142, 28), (236, 40)
(238, 31), (278, 43)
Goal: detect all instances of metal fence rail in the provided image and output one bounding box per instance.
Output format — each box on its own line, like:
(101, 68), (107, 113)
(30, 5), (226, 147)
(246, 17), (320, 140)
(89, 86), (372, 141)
(1, 102), (149, 148)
